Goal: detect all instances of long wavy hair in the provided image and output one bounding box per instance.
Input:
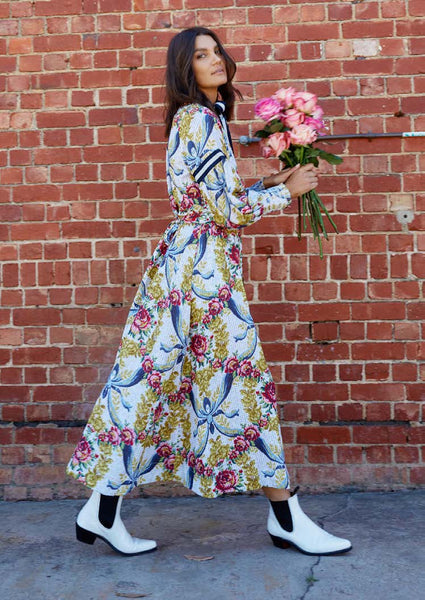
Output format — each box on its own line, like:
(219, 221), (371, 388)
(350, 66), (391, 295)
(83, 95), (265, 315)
(164, 27), (241, 136)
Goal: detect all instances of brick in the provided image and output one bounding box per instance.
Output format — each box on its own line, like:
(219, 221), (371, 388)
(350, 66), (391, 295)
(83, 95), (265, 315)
(297, 426), (350, 445)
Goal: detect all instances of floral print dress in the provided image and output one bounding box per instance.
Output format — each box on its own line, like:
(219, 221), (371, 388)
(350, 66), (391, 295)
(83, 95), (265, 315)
(66, 103), (293, 498)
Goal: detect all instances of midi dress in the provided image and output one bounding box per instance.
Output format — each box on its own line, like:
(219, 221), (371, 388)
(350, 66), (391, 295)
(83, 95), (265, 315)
(66, 102), (293, 498)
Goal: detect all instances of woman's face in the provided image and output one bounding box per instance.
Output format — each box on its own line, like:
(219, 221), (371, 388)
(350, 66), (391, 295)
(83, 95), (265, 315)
(192, 34), (227, 102)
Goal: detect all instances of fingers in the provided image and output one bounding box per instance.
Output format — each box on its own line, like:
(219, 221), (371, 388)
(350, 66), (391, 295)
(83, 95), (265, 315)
(278, 164), (300, 182)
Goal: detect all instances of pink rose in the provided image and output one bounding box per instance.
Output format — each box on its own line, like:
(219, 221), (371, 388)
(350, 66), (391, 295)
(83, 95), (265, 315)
(229, 450), (239, 460)
(152, 433), (161, 444)
(195, 458), (205, 475)
(260, 140), (273, 158)
(212, 358), (222, 369)
(293, 91), (318, 114)
(74, 439), (91, 462)
(164, 455), (176, 471)
(244, 425), (260, 441)
(289, 124), (317, 145)
(156, 442), (173, 457)
(180, 378), (193, 394)
(130, 307), (151, 334)
(208, 298), (224, 316)
(273, 86), (297, 109)
(121, 427), (135, 446)
(205, 466), (213, 477)
(153, 402), (164, 421)
(148, 371), (162, 389)
(263, 381), (277, 404)
(142, 357), (154, 372)
(190, 334), (208, 360)
(252, 368), (261, 378)
(187, 451), (196, 468)
(138, 431), (146, 441)
(218, 285), (231, 302)
(259, 417), (268, 428)
(215, 470), (238, 493)
(98, 432), (108, 443)
(157, 298), (169, 309)
(238, 359), (253, 377)
(254, 97), (283, 122)
(283, 108), (305, 128)
(186, 183), (202, 199)
(169, 289), (183, 306)
(108, 426), (121, 445)
(304, 116), (325, 133)
(158, 240), (168, 255)
(234, 436), (250, 453)
(267, 132), (290, 157)
(229, 245), (240, 265)
(224, 356), (239, 373)
(169, 194), (178, 213)
(180, 194), (194, 211)
(202, 314), (212, 325)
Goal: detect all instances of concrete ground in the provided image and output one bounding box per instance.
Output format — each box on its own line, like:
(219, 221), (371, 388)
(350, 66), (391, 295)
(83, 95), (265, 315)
(1, 489), (424, 600)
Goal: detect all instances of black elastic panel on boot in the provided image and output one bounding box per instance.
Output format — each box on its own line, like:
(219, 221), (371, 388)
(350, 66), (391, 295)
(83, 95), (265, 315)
(99, 494), (119, 529)
(270, 499), (294, 532)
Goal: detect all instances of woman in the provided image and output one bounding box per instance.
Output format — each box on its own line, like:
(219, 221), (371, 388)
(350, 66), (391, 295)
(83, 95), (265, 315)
(66, 27), (352, 557)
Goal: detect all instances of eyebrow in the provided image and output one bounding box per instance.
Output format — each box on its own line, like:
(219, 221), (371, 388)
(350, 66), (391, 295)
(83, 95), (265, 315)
(194, 46), (219, 51)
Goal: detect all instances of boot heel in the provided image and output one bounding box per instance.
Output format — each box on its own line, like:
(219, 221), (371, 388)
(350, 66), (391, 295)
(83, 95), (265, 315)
(76, 523), (97, 545)
(269, 534), (290, 549)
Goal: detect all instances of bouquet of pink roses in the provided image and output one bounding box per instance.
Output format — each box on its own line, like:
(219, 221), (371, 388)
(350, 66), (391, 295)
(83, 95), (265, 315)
(255, 87), (342, 257)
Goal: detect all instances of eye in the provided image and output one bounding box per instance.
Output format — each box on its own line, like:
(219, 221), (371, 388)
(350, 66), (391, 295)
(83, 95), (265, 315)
(195, 53), (206, 59)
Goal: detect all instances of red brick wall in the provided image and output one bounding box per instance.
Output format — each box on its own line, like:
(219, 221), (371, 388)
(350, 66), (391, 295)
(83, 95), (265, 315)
(1, 0), (424, 500)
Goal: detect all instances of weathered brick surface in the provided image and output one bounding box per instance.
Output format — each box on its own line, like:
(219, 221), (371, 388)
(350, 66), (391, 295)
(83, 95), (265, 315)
(1, 1), (424, 499)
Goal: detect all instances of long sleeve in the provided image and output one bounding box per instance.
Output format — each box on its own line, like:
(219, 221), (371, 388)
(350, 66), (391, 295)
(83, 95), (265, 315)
(176, 105), (292, 229)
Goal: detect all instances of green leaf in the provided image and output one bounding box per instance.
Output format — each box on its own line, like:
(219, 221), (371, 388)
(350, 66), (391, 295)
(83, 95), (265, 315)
(316, 149), (343, 165)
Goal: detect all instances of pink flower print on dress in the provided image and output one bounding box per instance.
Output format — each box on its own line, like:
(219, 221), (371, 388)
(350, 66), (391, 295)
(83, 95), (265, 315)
(169, 289), (183, 306)
(238, 359), (253, 377)
(187, 451), (196, 468)
(156, 442), (173, 457)
(121, 427), (135, 446)
(224, 356), (239, 373)
(108, 426), (121, 445)
(218, 284), (232, 301)
(263, 381), (277, 405)
(229, 244), (241, 265)
(186, 183), (202, 199)
(195, 458), (205, 475)
(180, 194), (194, 211)
(190, 334), (208, 361)
(142, 357), (154, 372)
(148, 371), (162, 390)
(164, 455), (176, 471)
(74, 439), (91, 463)
(208, 298), (224, 316)
(130, 307), (151, 335)
(215, 470), (238, 493)
(233, 436), (250, 453)
(244, 425), (260, 441)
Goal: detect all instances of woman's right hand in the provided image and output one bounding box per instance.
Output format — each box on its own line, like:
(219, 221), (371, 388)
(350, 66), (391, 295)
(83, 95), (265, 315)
(282, 163), (319, 198)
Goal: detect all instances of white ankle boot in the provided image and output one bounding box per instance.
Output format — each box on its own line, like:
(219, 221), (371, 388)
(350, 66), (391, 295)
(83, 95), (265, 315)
(76, 491), (157, 556)
(267, 490), (352, 556)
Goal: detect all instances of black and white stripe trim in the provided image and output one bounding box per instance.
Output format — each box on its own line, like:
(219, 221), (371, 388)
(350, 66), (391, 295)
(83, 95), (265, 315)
(193, 148), (226, 183)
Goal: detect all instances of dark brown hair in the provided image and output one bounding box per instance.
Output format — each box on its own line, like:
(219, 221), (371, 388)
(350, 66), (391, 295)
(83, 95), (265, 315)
(164, 27), (241, 136)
